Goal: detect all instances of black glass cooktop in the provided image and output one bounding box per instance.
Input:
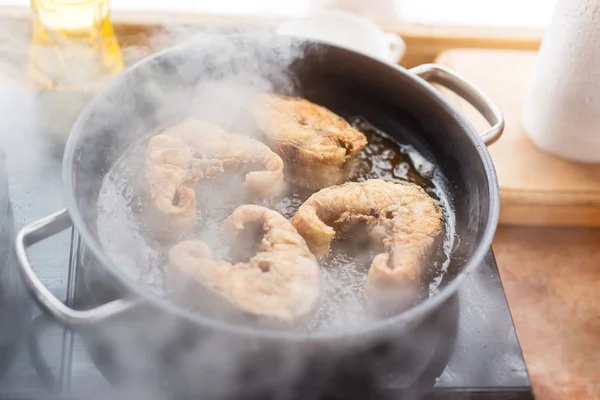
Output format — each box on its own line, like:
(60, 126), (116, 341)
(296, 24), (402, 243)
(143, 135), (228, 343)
(0, 88), (533, 400)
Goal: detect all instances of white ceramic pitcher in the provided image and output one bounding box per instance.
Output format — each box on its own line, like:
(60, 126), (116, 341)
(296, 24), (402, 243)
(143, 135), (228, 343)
(522, 0), (600, 163)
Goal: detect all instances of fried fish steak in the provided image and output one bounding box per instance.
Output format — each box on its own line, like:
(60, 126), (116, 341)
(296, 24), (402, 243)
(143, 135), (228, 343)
(166, 205), (321, 324)
(145, 119), (284, 235)
(291, 179), (443, 315)
(251, 94), (367, 189)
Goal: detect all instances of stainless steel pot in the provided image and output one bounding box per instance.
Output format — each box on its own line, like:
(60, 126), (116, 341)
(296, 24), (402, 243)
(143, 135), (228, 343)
(14, 35), (503, 400)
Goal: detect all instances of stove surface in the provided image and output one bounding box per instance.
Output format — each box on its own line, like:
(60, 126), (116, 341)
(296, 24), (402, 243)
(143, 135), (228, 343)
(8, 241), (534, 400)
(0, 89), (533, 399)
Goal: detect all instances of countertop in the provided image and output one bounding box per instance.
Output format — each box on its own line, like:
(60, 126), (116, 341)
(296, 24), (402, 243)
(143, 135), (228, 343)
(493, 228), (600, 399)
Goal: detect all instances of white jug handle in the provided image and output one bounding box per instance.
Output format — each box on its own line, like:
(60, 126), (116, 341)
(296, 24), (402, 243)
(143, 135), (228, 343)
(385, 33), (406, 64)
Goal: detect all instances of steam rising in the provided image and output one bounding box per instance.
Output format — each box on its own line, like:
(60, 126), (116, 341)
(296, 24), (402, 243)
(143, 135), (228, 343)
(97, 35), (303, 275)
(90, 32), (338, 400)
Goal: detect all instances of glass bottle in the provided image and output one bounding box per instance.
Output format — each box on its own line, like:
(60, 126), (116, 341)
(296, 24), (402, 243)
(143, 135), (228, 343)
(29, 0), (123, 90)
(28, 0), (124, 149)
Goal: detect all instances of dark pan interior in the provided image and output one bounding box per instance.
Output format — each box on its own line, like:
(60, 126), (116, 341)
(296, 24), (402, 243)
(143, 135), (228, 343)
(66, 34), (495, 312)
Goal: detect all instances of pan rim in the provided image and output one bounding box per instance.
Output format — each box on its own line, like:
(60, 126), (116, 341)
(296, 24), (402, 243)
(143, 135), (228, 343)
(63, 33), (500, 341)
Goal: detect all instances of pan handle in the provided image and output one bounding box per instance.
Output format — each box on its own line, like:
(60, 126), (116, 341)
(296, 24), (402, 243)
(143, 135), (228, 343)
(14, 209), (136, 328)
(409, 63), (505, 146)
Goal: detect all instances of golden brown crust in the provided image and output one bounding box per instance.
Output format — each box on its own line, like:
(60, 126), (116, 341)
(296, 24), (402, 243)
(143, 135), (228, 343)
(252, 94), (367, 189)
(144, 119), (285, 236)
(291, 179), (443, 314)
(166, 205), (321, 323)
(145, 133), (197, 234)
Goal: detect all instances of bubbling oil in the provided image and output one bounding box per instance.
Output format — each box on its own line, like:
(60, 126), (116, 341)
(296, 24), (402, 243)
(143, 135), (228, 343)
(97, 116), (454, 333)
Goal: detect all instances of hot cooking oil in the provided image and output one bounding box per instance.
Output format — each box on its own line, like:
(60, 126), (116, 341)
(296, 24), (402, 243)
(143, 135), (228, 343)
(28, 0), (123, 91)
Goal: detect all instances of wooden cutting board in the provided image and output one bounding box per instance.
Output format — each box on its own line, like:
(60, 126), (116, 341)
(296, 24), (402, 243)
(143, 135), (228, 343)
(435, 49), (600, 227)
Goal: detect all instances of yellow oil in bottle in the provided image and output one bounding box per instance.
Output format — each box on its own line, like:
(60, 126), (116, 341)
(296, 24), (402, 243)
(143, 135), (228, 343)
(28, 0), (125, 149)
(28, 0), (124, 91)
